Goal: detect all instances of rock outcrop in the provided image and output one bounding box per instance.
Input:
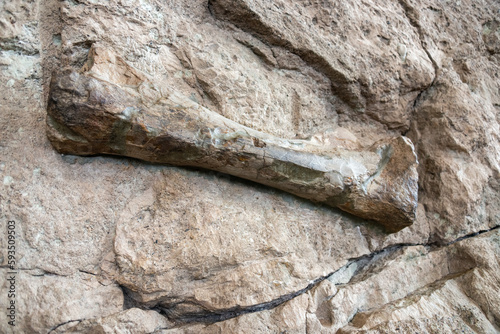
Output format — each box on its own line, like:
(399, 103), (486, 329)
(1, 0), (499, 333)
(47, 44), (419, 232)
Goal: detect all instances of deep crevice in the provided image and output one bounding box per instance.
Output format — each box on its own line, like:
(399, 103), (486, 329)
(120, 284), (143, 311)
(123, 224), (499, 326)
(157, 274), (329, 324)
(447, 224), (500, 245)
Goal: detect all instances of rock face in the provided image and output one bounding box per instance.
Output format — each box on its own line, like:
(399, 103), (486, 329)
(0, 0), (499, 333)
(47, 44), (419, 232)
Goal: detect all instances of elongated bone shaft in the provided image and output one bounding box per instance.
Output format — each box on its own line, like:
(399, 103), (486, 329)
(47, 66), (418, 232)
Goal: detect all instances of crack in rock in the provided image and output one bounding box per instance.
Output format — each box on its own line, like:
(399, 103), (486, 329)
(396, 0), (440, 125)
(207, 0), (362, 109)
(121, 224), (499, 326)
(397, 0), (440, 79)
(46, 44), (419, 232)
(156, 274), (330, 324)
(47, 319), (84, 334)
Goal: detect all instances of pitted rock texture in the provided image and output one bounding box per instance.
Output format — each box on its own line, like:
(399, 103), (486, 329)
(1, 0), (499, 333)
(47, 44), (419, 232)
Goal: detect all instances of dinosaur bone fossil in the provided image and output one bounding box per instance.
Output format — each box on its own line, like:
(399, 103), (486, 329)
(46, 45), (418, 232)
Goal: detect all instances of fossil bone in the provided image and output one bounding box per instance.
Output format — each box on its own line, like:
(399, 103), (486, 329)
(46, 45), (418, 232)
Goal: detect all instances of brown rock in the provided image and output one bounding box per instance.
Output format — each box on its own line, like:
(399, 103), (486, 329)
(47, 44), (418, 232)
(208, 0), (435, 130)
(1, 0), (499, 332)
(59, 308), (173, 333)
(0, 270), (123, 334)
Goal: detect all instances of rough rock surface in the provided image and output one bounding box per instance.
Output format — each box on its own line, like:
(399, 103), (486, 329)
(46, 44), (419, 231)
(0, 0), (499, 333)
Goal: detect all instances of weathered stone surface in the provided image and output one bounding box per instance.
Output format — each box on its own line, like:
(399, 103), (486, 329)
(58, 308), (173, 334)
(1, 0), (499, 333)
(402, 0), (500, 242)
(154, 229), (500, 333)
(208, 0), (435, 129)
(47, 44), (418, 232)
(0, 270), (123, 334)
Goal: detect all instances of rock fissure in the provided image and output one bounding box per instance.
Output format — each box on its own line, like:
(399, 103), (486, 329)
(162, 275), (328, 324)
(47, 319), (84, 334)
(3, 0), (500, 332)
(396, 0), (440, 80)
(446, 224), (500, 246)
(396, 0), (440, 132)
(0, 267), (68, 277)
(78, 269), (97, 276)
(120, 271), (332, 325)
(119, 224), (499, 326)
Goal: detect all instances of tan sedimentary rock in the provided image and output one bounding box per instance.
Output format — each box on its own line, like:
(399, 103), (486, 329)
(47, 45), (418, 232)
(1, 0), (500, 332)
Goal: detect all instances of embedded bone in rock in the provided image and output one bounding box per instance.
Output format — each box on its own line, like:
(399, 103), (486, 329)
(46, 48), (418, 232)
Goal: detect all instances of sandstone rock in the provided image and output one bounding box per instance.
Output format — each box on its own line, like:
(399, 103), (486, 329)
(109, 169), (371, 319)
(59, 308), (173, 333)
(155, 229), (500, 333)
(0, 270), (123, 334)
(337, 228), (500, 333)
(0, 0), (40, 56)
(208, 0), (435, 129)
(47, 44), (419, 231)
(0, 0), (499, 332)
